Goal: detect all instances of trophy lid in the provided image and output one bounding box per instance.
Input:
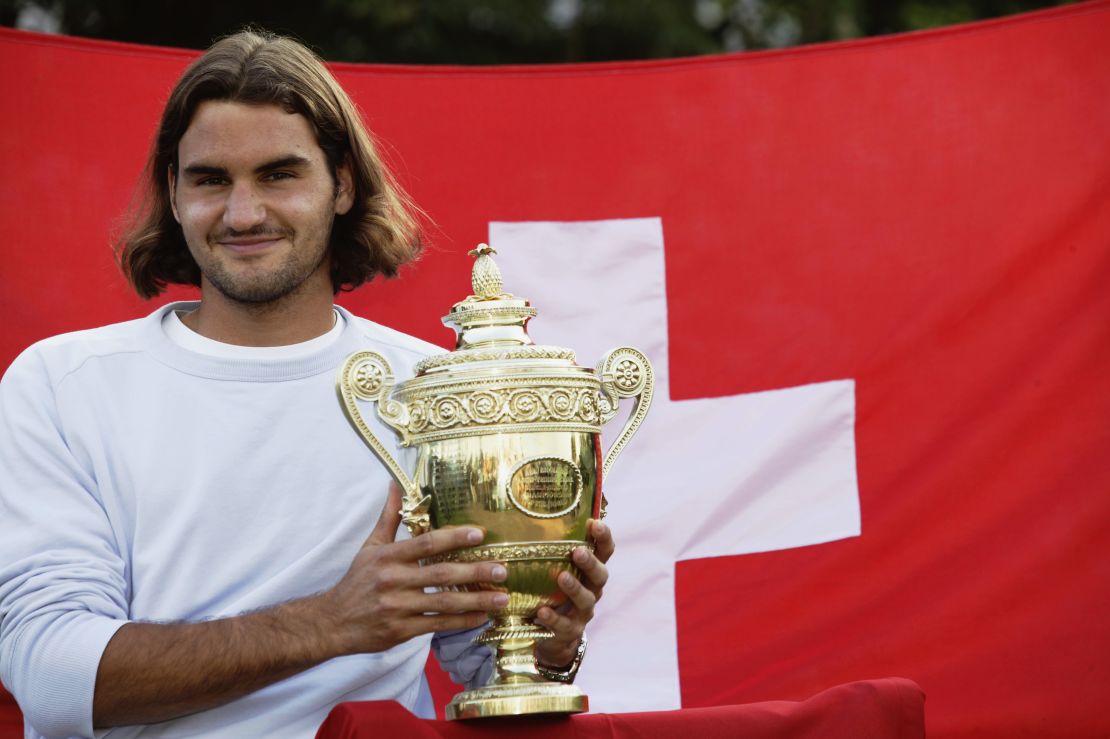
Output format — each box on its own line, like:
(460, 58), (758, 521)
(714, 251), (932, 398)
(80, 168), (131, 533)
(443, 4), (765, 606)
(412, 245), (577, 375)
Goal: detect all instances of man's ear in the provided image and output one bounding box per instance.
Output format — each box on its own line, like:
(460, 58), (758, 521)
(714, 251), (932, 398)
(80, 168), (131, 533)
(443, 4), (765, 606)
(167, 166), (181, 223)
(334, 159), (354, 216)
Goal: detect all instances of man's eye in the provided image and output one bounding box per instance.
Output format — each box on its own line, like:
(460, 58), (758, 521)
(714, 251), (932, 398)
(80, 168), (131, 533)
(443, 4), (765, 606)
(196, 177), (227, 187)
(264, 171), (294, 182)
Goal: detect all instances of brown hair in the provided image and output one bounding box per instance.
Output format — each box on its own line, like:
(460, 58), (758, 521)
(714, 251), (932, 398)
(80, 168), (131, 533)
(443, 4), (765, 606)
(117, 29), (423, 298)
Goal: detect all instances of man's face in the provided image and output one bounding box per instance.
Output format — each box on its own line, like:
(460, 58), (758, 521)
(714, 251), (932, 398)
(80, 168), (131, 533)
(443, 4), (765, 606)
(170, 101), (353, 305)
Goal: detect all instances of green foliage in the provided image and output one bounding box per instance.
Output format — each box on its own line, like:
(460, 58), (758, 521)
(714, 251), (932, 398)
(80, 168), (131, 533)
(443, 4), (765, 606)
(0, 0), (1077, 63)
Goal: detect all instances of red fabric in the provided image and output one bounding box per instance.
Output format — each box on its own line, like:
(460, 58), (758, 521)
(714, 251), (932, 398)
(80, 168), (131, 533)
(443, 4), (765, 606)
(316, 678), (924, 738)
(317, 678), (923, 738)
(2, 3), (1109, 736)
(0, 687), (21, 739)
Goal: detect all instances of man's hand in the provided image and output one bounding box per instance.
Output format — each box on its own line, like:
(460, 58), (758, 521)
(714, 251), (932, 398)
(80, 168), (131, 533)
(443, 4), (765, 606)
(533, 518), (614, 668)
(321, 483), (510, 654)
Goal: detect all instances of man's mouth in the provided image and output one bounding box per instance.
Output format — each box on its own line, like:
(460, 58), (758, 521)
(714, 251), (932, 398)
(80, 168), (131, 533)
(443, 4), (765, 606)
(216, 235), (285, 254)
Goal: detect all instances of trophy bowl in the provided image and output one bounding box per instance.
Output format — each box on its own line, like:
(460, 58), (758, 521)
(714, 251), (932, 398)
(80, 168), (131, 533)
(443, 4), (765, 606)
(337, 245), (652, 719)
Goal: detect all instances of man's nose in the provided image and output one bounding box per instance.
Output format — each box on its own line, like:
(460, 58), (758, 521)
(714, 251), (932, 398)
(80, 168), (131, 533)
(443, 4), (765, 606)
(223, 182), (266, 231)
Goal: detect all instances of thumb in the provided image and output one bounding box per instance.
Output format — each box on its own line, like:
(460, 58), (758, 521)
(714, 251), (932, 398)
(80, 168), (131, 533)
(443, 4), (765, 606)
(366, 481), (404, 546)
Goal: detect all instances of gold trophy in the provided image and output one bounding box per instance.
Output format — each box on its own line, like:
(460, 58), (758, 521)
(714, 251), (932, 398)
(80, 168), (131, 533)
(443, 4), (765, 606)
(336, 245), (653, 719)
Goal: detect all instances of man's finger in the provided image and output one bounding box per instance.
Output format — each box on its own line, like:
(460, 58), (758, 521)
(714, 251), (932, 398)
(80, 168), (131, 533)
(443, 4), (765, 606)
(571, 546), (609, 594)
(411, 561), (508, 590)
(405, 612), (492, 639)
(535, 604), (580, 638)
(365, 481), (405, 546)
(588, 519), (615, 563)
(534, 605), (584, 668)
(388, 523), (487, 563)
(418, 588), (510, 615)
(556, 568), (598, 614)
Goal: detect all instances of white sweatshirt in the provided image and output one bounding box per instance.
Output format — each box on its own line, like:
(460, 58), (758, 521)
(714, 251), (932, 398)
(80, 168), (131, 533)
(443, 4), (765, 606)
(0, 303), (490, 738)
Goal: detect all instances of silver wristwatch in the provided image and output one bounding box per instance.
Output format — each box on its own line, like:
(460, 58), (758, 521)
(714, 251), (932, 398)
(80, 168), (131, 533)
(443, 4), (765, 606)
(536, 633), (588, 683)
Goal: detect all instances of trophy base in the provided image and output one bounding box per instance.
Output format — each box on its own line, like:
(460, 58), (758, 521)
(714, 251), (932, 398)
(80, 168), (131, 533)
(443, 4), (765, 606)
(446, 682), (588, 720)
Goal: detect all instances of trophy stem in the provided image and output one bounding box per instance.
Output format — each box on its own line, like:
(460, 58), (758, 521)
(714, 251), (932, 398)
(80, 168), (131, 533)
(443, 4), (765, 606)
(480, 615), (549, 685)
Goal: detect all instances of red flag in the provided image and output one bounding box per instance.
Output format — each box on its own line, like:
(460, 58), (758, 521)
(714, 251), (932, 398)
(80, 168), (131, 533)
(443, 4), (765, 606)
(1, 2), (1108, 734)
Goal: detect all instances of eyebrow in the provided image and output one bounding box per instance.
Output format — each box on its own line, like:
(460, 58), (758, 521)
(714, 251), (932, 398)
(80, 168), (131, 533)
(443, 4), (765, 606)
(180, 154), (313, 178)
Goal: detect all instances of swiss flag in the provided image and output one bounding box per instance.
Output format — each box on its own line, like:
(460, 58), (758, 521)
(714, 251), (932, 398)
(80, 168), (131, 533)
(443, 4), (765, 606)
(1, 2), (1109, 736)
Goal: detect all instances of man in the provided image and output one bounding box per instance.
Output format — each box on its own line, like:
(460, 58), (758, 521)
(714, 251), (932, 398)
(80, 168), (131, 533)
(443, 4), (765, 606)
(0, 29), (612, 738)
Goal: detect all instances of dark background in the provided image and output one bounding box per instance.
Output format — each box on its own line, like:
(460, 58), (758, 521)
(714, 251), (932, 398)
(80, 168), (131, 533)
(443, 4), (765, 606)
(0, 0), (1079, 63)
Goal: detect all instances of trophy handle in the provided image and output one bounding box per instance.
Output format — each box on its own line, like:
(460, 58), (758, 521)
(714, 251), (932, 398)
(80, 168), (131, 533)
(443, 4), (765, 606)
(336, 351), (431, 536)
(596, 347), (655, 483)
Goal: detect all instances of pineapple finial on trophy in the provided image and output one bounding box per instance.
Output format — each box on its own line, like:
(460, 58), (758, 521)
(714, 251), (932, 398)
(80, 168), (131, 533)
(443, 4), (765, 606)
(446, 244), (537, 350)
(467, 244), (503, 299)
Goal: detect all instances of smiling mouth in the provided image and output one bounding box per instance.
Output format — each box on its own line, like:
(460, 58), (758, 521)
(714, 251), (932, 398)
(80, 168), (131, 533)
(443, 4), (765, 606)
(216, 237), (284, 255)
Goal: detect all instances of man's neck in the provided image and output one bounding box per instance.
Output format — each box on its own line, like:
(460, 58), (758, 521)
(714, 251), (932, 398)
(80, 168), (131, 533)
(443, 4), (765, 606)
(182, 278), (337, 347)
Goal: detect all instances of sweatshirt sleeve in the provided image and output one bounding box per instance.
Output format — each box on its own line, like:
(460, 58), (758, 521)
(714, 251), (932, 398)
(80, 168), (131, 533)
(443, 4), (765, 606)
(431, 625), (494, 690)
(0, 348), (130, 738)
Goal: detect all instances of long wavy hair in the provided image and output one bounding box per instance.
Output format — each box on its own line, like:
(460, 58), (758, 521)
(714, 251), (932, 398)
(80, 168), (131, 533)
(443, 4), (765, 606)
(117, 29), (423, 298)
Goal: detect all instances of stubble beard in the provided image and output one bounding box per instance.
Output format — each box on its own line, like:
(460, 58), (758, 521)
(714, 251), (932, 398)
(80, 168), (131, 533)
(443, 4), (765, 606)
(199, 218), (334, 306)
(203, 243), (329, 305)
